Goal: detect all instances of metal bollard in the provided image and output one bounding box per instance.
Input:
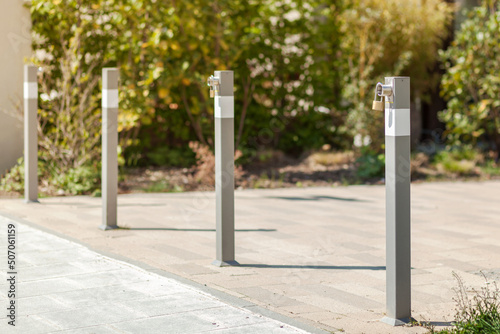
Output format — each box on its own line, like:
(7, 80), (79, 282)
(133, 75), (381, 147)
(99, 68), (119, 231)
(24, 65), (38, 203)
(207, 71), (239, 267)
(376, 77), (412, 326)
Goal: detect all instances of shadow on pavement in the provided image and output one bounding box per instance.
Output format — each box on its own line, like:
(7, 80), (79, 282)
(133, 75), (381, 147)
(40, 203), (167, 208)
(121, 227), (277, 232)
(421, 321), (455, 327)
(266, 195), (367, 202)
(238, 264), (385, 270)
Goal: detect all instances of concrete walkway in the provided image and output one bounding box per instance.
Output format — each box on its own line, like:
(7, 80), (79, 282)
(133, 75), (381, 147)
(0, 217), (312, 334)
(0, 180), (499, 333)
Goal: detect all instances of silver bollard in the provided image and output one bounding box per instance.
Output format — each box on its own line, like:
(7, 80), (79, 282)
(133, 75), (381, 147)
(377, 77), (412, 326)
(24, 65), (38, 203)
(208, 71), (238, 267)
(99, 68), (119, 231)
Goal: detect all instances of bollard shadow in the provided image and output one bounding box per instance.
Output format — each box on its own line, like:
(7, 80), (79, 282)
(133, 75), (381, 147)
(41, 203), (166, 208)
(238, 264), (385, 270)
(265, 195), (367, 202)
(118, 203), (167, 207)
(121, 227), (276, 232)
(419, 321), (455, 327)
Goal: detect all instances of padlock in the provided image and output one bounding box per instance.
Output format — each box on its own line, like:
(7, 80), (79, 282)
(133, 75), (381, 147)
(207, 75), (219, 98)
(372, 91), (384, 111)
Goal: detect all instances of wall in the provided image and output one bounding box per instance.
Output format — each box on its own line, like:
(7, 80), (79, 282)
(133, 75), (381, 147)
(0, 0), (31, 174)
(455, 0), (481, 30)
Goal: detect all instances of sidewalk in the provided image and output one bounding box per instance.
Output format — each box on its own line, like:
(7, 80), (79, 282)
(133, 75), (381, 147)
(0, 218), (314, 334)
(1, 180), (499, 333)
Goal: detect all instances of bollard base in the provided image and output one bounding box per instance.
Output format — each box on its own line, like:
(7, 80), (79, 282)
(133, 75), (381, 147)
(24, 199), (40, 204)
(99, 224), (119, 231)
(381, 316), (414, 327)
(212, 260), (240, 267)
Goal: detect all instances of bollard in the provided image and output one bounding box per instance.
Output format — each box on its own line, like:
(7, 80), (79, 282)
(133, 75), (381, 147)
(207, 71), (238, 267)
(99, 68), (119, 231)
(377, 77), (412, 326)
(24, 65), (38, 203)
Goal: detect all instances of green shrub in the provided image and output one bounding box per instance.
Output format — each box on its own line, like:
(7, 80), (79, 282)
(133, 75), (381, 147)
(52, 165), (100, 195)
(432, 148), (481, 175)
(355, 147), (385, 179)
(481, 160), (500, 176)
(0, 158), (25, 193)
(146, 147), (195, 167)
(0, 158), (100, 196)
(0, 158), (49, 195)
(29, 0), (454, 171)
(439, 1), (500, 155)
(343, 0), (452, 152)
(30, 0), (110, 194)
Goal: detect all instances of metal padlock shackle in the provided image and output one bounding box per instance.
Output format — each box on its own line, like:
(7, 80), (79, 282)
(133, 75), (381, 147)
(207, 75), (220, 98)
(372, 82), (394, 111)
(372, 82), (385, 112)
(374, 83), (384, 100)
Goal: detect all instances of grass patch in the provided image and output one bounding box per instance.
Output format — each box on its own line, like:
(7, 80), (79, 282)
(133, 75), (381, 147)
(310, 151), (354, 167)
(144, 180), (183, 193)
(480, 160), (500, 176)
(432, 148), (482, 175)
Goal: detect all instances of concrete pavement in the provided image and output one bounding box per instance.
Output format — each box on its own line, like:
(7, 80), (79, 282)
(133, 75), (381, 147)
(0, 218), (313, 333)
(0, 180), (499, 333)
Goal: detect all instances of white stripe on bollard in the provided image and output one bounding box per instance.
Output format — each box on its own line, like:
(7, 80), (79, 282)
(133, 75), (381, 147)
(24, 82), (38, 99)
(385, 108), (410, 137)
(215, 96), (235, 118)
(102, 89), (119, 109)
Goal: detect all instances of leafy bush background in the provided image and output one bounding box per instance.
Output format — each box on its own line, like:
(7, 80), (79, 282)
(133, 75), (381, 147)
(5, 0), (459, 194)
(439, 0), (500, 156)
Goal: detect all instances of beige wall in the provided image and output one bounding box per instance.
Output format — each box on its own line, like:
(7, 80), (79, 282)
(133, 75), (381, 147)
(0, 1), (31, 174)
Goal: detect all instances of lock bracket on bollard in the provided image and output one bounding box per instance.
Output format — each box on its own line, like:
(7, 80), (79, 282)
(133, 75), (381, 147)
(207, 75), (220, 98)
(372, 82), (393, 112)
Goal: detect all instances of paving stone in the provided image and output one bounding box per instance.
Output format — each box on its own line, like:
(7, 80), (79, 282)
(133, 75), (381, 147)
(0, 220), (312, 333)
(277, 302), (326, 315)
(116, 293), (224, 317)
(17, 277), (83, 297)
(0, 181), (499, 333)
(37, 302), (148, 329)
(201, 321), (309, 333)
(19, 248), (97, 267)
(168, 263), (218, 276)
(235, 286), (300, 307)
(2, 314), (63, 334)
(17, 295), (73, 316)
(54, 325), (123, 334)
(45, 284), (152, 309)
(106, 310), (218, 334)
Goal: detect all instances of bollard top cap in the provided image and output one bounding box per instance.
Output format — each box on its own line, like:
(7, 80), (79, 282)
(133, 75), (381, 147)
(103, 68), (120, 89)
(384, 77), (410, 109)
(213, 71), (233, 96)
(24, 65), (38, 82)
